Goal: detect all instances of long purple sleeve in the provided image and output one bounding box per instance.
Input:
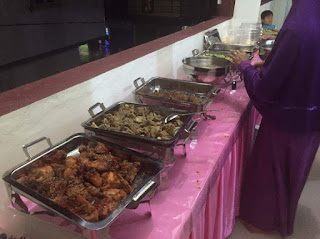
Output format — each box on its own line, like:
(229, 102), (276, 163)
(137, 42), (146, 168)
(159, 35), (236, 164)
(238, 22), (320, 132)
(239, 29), (300, 115)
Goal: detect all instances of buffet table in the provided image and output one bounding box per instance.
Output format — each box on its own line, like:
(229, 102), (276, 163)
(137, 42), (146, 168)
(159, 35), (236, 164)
(109, 81), (257, 239)
(2, 81), (257, 239)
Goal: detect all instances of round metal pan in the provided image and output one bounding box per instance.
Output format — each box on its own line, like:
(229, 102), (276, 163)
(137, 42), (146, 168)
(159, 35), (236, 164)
(182, 56), (232, 77)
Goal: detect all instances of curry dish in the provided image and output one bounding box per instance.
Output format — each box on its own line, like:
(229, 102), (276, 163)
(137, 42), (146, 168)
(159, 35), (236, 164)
(91, 104), (184, 140)
(16, 143), (141, 222)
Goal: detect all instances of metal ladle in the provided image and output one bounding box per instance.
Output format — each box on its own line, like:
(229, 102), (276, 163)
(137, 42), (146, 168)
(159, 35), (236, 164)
(164, 110), (219, 124)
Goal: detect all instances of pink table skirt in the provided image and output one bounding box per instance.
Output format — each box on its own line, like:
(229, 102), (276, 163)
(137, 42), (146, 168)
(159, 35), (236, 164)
(189, 105), (256, 239)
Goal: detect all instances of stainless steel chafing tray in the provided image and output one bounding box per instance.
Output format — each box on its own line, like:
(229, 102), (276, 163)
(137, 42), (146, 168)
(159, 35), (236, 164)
(132, 77), (220, 112)
(2, 133), (163, 231)
(209, 42), (257, 53)
(81, 102), (197, 166)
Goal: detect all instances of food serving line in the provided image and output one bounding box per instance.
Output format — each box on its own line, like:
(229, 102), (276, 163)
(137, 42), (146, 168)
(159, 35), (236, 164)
(1, 28), (269, 239)
(1, 82), (258, 239)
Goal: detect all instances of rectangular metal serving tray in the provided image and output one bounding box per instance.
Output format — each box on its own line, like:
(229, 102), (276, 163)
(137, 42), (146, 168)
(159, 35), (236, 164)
(132, 77), (220, 112)
(2, 133), (163, 230)
(209, 43), (257, 53)
(81, 101), (195, 148)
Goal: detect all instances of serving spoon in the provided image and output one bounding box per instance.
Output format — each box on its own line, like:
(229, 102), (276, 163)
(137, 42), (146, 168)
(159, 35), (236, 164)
(164, 110), (219, 124)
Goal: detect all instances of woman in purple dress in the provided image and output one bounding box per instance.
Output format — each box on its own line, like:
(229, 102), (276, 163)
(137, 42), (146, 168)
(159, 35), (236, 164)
(229, 0), (320, 236)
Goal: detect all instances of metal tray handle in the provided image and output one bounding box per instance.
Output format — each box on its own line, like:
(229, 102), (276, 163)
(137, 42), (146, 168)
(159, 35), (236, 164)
(133, 180), (156, 202)
(88, 102), (106, 118)
(11, 192), (55, 216)
(127, 180), (157, 209)
(133, 77), (146, 89)
(192, 49), (200, 57)
(185, 121), (198, 134)
(204, 100), (213, 110)
(211, 88), (221, 96)
(23, 137), (52, 161)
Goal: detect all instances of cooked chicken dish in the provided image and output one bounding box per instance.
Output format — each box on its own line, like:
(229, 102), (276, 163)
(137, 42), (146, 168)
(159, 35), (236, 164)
(16, 143), (141, 222)
(91, 104), (184, 140)
(143, 89), (204, 104)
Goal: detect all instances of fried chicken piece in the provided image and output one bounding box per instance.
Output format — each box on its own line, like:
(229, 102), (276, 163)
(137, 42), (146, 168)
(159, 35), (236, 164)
(74, 196), (99, 222)
(85, 170), (103, 187)
(78, 145), (89, 153)
(16, 174), (37, 189)
(65, 178), (88, 198)
(36, 177), (67, 198)
(50, 163), (65, 178)
(63, 167), (78, 179)
(79, 147), (97, 160)
(102, 188), (127, 202)
(85, 183), (102, 197)
(30, 165), (55, 181)
(93, 153), (121, 171)
(95, 198), (120, 219)
(65, 156), (78, 168)
(84, 159), (111, 172)
(43, 150), (67, 164)
(94, 143), (109, 154)
(118, 160), (140, 183)
(101, 172), (132, 193)
(55, 195), (99, 222)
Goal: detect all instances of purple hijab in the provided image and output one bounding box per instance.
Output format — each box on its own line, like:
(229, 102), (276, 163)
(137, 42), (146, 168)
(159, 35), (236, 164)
(239, 0), (320, 132)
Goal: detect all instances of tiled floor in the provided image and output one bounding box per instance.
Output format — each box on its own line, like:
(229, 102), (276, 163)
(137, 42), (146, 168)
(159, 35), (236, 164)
(228, 149), (320, 239)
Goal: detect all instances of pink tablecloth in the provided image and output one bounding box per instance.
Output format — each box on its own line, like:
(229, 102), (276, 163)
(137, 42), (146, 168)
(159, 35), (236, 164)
(110, 82), (258, 239)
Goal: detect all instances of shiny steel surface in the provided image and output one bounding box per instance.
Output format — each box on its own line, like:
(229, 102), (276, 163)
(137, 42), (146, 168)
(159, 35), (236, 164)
(133, 77), (220, 112)
(258, 40), (275, 60)
(182, 56), (232, 78)
(209, 43), (257, 53)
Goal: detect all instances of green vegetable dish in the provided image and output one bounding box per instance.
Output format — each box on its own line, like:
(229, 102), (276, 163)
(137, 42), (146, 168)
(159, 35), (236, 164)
(200, 52), (233, 62)
(262, 29), (278, 36)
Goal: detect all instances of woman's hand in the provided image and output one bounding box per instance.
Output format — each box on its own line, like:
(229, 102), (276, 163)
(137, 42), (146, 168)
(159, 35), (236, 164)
(253, 61), (265, 72)
(260, 35), (276, 41)
(229, 50), (249, 69)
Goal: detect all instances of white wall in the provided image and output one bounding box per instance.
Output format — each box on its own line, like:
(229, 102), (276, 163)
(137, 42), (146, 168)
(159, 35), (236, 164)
(285, 0), (292, 16)
(273, 0), (292, 29)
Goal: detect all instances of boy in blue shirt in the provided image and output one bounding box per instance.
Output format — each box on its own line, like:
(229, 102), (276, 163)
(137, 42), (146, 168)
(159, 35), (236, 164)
(261, 10), (275, 29)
